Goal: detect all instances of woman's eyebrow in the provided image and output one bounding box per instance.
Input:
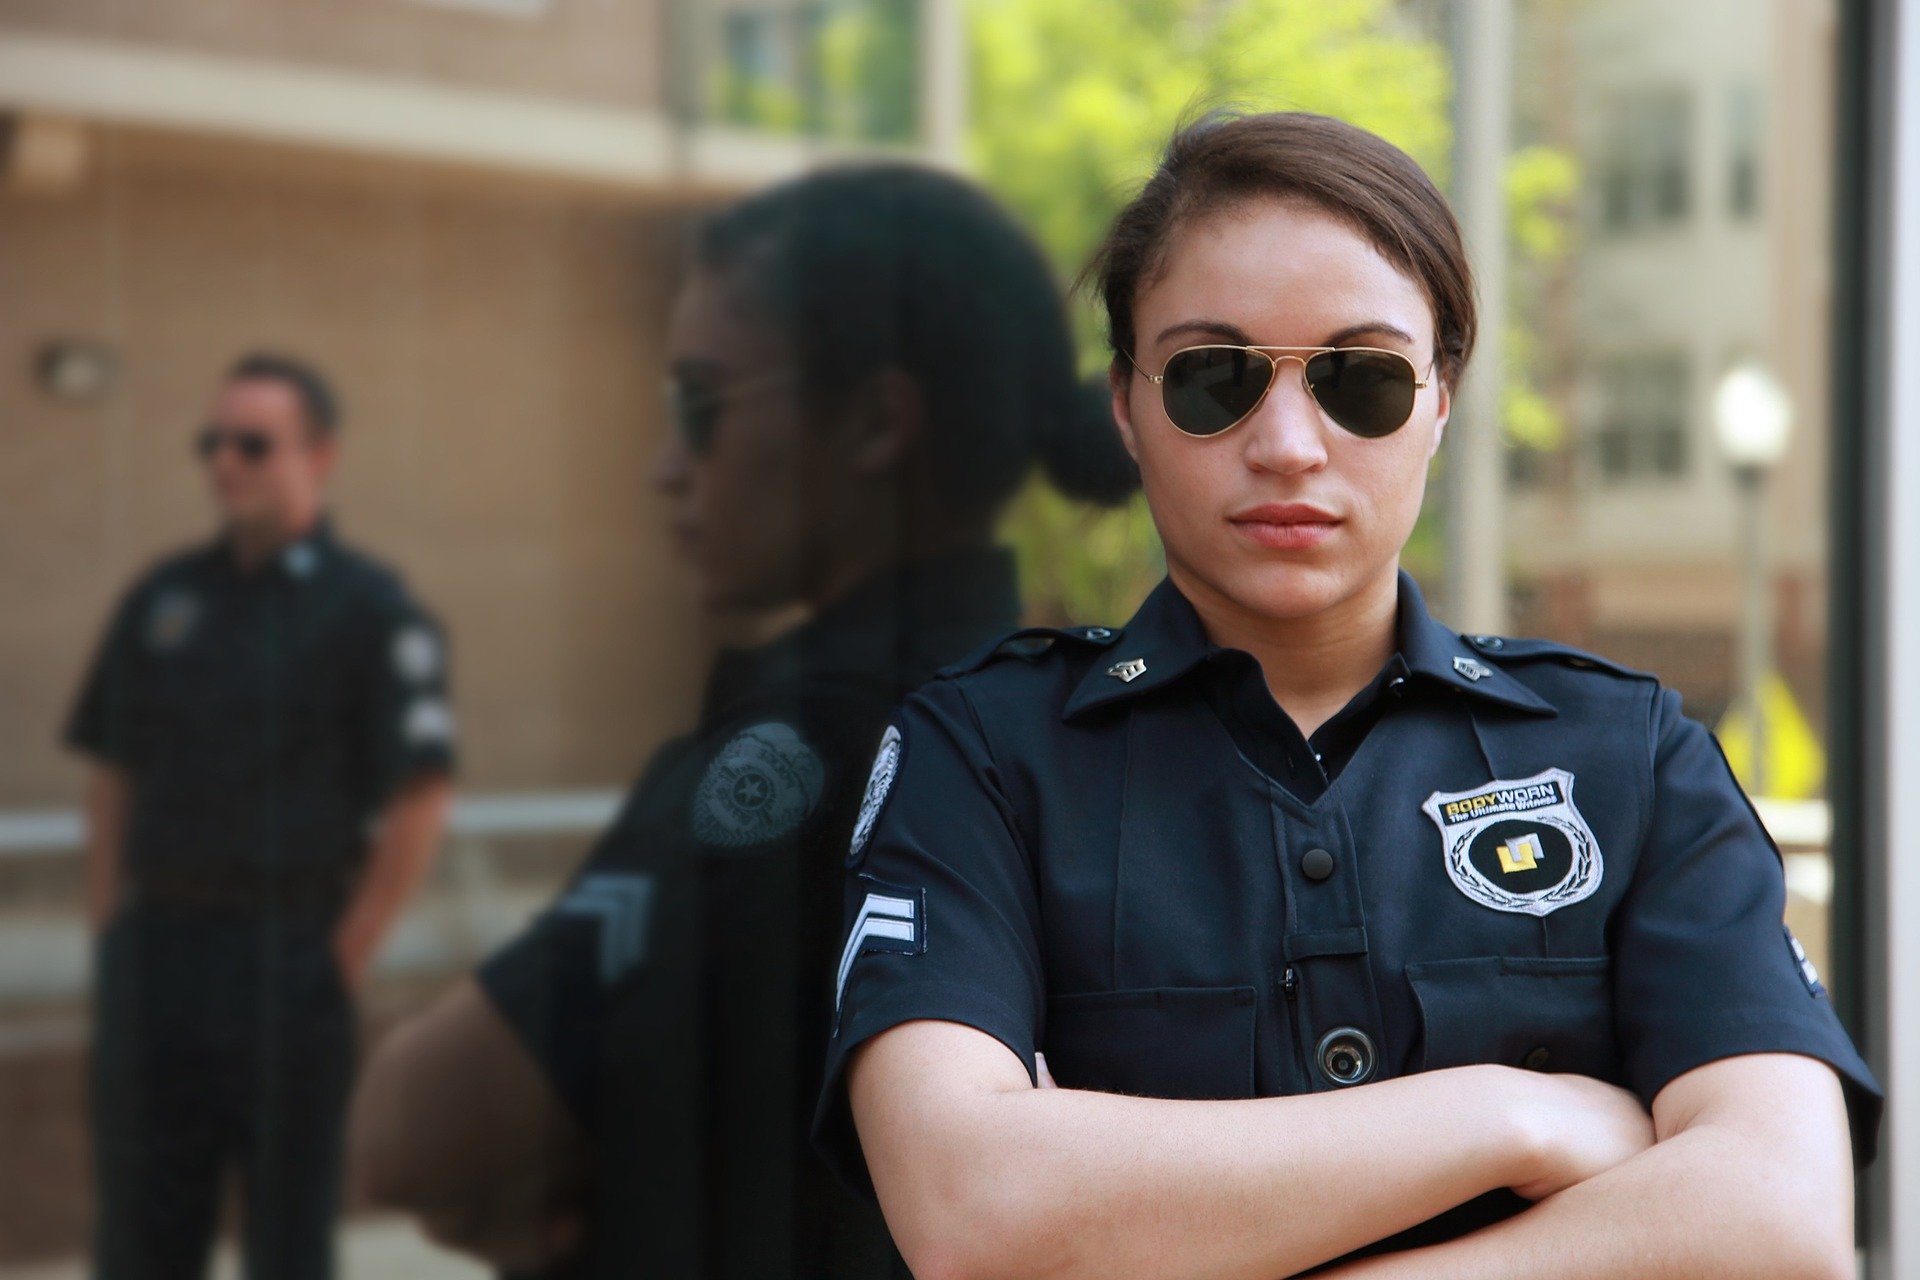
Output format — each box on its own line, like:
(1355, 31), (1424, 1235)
(1154, 318), (1254, 346)
(1322, 321), (1417, 347)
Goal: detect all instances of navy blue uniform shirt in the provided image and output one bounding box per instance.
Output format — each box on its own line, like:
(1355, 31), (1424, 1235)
(479, 544), (1021, 1279)
(815, 568), (1882, 1253)
(66, 517), (456, 902)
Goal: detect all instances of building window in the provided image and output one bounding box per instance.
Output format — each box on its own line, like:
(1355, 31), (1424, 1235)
(1591, 353), (1691, 482)
(1728, 82), (1763, 220)
(1595, 89), (1693, 234)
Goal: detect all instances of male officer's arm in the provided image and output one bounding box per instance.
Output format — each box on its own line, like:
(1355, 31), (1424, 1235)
(1313, 1052), (1852, 1280)
(334, 773), (452, 987)
(80, 764), (130, 931)
(336, 603), (459, 985)
(350, 976), (588, 1269)
(849, 1022), (1651, 1280)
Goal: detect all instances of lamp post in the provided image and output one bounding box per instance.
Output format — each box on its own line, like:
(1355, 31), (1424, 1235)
(1712, 361), (1794, 796)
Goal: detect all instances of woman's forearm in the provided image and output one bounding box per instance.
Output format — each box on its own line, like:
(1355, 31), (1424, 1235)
(1314, 1055), (1855, 1280)
(851, 1021), (1646, 1280)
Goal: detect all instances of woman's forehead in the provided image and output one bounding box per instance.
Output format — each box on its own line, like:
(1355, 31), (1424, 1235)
(1138, 201), (1433, 349)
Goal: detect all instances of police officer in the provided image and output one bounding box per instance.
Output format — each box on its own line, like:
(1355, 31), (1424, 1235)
(68, 353), (455, 1280)
(818, 113), (1883, 1279)
(348, 164), (1137, 1278)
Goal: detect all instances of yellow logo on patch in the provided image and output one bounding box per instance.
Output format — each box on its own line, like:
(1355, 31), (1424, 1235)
(1496, 832), (1544, 874)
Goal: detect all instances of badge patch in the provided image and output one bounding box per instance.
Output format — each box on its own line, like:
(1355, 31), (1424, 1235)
(692, 721), (825, 850)
(1421, 768), (1604, 916)
(848, 724), (902, 866)
(391, 625), (441, 683)
(145, 589), (200, 652)
(834, 877), (925, 1012)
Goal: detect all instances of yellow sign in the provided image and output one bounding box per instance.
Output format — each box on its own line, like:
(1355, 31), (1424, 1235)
(1716, 673), (1826, 801)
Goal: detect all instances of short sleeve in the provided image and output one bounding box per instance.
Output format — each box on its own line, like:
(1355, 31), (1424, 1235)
(64, 582), (147, 767)
(1613, 686), (1883, 1164)
(359, 598), (457, 799)
(810, 679), (1047, 1198)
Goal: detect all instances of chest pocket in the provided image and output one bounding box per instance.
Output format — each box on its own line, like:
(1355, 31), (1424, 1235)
(1406, 956), (1621, 1081)
(1043, 986), (1258, 1099)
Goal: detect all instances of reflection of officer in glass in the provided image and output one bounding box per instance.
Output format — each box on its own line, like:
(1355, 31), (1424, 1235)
(67, 353), (456, 1280)
(347, 164), (1134, 1277)
(819, 113), (1882, 1279)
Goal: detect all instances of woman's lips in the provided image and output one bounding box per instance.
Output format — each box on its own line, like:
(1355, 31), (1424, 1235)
(1228, 504), (1341, 550)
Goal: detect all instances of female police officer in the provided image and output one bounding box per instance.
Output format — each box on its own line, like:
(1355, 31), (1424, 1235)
(815, 112), (1882, 1279)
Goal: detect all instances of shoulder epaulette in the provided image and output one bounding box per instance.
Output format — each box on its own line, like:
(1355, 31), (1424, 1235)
(937, 624), (1124, 679)
(1461, 633), (1658, 682)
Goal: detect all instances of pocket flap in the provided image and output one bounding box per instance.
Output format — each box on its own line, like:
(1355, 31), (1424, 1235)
(1406, 956), (1618, 1079)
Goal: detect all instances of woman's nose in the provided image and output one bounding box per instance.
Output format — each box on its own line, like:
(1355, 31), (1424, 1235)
(1240, 362), (1330, 474)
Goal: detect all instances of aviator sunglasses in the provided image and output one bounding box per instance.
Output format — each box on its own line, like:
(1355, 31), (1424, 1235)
(1127, 344), (1433, 439)
(194, 425), (277, 464)
(664, 371), (796, 457)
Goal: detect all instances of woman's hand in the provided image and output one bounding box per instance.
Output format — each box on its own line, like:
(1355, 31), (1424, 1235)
(1504, 1068), (1656, 1200)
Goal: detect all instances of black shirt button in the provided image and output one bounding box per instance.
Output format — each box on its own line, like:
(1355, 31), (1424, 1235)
(1523, 1046), (1552, 1071)
(1317, 1027), (1376, 1087)
(1385, 675), (1407, 698)
(1301, 847), (1335, 882)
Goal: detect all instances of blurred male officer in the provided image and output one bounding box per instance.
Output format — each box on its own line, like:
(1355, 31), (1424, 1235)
(66, 353), (456, 1280)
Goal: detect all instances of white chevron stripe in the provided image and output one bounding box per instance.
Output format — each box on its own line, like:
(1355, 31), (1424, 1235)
(556, 872), (654, 986)
(835, 891), (918, 1011)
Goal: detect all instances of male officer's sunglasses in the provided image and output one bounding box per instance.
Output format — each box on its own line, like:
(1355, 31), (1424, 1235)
(664, 371), (795, 456)
(195, 426), (276, 464)
(1126, 344), (1433, 439)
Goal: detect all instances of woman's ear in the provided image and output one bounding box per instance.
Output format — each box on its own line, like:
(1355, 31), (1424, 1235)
(1427, 377), (1451, 460)
(1110, 358), (1142, 463)
(848, 367), (927, 474)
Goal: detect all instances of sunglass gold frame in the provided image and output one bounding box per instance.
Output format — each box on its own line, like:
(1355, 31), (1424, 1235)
(1124, 343), (1433, 439)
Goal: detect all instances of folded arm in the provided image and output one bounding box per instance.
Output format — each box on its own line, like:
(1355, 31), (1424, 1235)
(1317, 1052), (1854, 1280)
(348, 977), (588, 1269)
(848, 1018), (1652, 1280)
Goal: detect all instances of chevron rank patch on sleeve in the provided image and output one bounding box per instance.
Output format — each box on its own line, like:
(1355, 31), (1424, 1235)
(834, 878), (925, 1012)
(554, 872), (656, 987)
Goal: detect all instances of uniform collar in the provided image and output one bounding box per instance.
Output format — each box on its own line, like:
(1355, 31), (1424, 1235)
(1063, 568), (1556, 721)
(208, 514), (334, 584)
(703, 544), (1022, 718)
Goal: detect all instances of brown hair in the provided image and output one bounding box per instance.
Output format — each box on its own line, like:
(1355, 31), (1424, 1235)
(1084, 111), (1477, 391)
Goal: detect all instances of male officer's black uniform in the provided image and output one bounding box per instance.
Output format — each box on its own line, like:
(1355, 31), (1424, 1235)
(817, 567), (1883, 1257)
(68, 517), (454, 1279)
(479, 544), (1020, 1279)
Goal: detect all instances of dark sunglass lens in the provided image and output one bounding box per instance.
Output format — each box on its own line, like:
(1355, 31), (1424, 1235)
(235, 433), (273, 462)
(194, 427), (221, 460)
(665, 382), (718, 455)
(1304, 349), (1417, 438)
(1161, 347), (1275, 436)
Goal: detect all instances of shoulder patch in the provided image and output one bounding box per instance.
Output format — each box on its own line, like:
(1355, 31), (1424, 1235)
(847, 723), (903, 867)
(391, 624), (442, 683)
(1462, 634), (1657, 682)
(692, 721), (826, 851)
(937, 623), (1123, 679)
